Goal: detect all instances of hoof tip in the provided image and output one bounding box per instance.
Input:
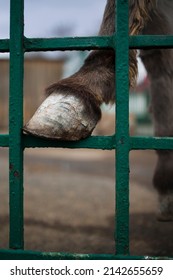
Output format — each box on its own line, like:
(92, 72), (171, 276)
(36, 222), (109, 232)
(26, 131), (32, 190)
(23, 93), (100, 141)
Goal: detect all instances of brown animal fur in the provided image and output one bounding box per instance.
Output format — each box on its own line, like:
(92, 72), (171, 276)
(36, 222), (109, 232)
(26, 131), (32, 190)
(129, 0), (157, 86)
(47, 0), (156, 101)
(32, 0), (173, 198)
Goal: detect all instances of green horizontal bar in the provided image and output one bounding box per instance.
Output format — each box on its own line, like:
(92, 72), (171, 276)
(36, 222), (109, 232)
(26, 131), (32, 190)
(2, 135), (173, 150)
(0, 135), (9, 147)
(23, 135), (116, 150)
(24, 35), (173, 52)
(2, 36), (113, 53)
(24, 36), (114, 51)
(23, 35), (173, 52)
(1, 35), (173, 53)
(0, 39), (9, 52)
(130, 35), (173, 49)
(0, 249), (172, 260)
(130, 136), (173, 150)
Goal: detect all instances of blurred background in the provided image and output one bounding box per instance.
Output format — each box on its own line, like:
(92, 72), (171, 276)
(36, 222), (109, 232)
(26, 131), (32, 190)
(0, 0), (173, 257)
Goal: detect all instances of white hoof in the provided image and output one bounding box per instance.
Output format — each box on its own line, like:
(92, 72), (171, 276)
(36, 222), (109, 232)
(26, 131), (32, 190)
(23, 93), (100, 141)
(157, 193), (173, 222)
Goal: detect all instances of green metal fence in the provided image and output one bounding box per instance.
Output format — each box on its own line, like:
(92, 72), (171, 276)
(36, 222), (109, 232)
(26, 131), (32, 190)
(0, 0), (173, 260)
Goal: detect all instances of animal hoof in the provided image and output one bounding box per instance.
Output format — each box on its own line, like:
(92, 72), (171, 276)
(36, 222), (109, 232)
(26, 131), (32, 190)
(23, 93), (101, 141)
(157, 194), (173, 222)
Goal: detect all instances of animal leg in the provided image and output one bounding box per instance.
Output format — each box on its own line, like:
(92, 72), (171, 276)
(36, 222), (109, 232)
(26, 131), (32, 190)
(24, 0), (115, 141)
(24, 0), (151, 140)
(141, 3), (173, 221)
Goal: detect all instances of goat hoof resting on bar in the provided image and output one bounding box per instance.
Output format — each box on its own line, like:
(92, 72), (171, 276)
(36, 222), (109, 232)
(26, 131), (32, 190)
(23, 91), (101, 141)
(24, 0), (173, 221)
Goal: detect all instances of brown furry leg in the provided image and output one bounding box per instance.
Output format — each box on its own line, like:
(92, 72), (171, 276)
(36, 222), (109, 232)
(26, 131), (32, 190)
(142, 21), (173, 221)
(24, 0), (141, 140)
(24, 0), (115, 140)
(141, 7), (173, 220)
(129, 0), (157, 86)
(23, 49), (115, 140)
(153, 151), (173, 221)
(24, 0), (154, 140)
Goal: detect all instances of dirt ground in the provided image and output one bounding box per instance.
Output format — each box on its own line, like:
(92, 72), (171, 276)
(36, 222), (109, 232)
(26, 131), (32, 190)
(0, 147), (173, 257)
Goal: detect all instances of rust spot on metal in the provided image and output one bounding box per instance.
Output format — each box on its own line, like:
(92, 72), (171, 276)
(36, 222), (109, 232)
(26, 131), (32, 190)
(10, 163), (14, 171)
(14, 171), (20, 178)
(120, 137), (125, 145)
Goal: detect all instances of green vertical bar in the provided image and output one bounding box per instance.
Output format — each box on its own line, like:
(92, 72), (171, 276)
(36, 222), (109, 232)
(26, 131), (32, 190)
(115, 0), (130, 255)
(9, 0), (24, 249)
